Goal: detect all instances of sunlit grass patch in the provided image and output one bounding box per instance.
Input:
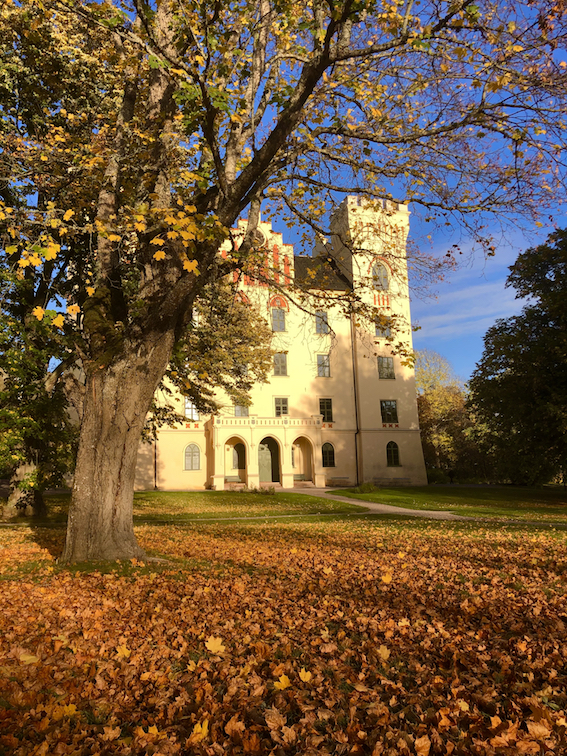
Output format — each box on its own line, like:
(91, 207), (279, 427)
(338, 484), (567, 522)
(132, 490), (361, 521)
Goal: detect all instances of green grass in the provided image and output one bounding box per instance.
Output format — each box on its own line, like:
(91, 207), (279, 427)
(0, 490), (362, 526)
(337, 484), (567, 522)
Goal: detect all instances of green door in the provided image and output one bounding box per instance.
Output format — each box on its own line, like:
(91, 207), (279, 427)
(258, 443), (272, 482)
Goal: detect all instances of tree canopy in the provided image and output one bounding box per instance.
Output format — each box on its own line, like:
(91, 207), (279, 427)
(1, 0), (567, 559)
(469, 229), (567, 485)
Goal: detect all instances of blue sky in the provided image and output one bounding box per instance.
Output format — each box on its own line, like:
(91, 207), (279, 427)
(409, 222), (560, 382)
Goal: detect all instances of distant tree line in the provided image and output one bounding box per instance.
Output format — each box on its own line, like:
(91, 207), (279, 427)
(416, 230), (567, 486)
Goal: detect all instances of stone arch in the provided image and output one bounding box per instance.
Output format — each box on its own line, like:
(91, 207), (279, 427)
(291, 436), (314, 483)
(224, 435), (248, 485)
(258, 436), (281, 484)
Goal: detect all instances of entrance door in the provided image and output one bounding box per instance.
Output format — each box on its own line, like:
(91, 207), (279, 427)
(258, 437), (280, 483)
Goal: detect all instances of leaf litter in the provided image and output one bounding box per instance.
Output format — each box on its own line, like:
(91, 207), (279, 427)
(0, 518), (566, 755)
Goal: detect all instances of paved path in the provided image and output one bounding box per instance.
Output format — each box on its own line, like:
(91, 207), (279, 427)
(280, 488), (471, 521)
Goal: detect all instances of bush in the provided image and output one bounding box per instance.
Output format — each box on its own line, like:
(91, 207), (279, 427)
(426, 468), (450, 484)
(352, 482), (378, 494)
(239, 485), (276, 495)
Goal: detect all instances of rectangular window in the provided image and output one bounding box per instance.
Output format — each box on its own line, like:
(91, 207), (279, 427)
(375, 321), (391, 339)
(184, 398), (199, 421)
(234, 405), (249, 417)
(319, 398), (333, 422)
(378, 356), (395, 380)
(380, 400), (398, 424)
(315, 311), (329, 334)
(317, 354), (330, 377)
(275, 397), (288, 417)
(274, 352), (287, 375)
(272, 308), (286, 331)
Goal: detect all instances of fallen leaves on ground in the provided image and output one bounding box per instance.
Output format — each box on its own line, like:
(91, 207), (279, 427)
(0, 519), (566, 755)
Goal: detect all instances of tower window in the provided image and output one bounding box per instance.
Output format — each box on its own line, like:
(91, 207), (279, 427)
(387, 441), (400, 467)
(319, 398), (333, 422)
(380, 400), (398, 424)
(315, 311), (330, 334)
(322, 443), (335, 467)
(378, 356), (395, 379)
(184, 399), (199, 421)
(317, 354), (330, 377)
(272, 308), (286, 331)
(376, 321), (392, 339)
(372, 262), (389, 291)
(275, 397), (288, 417)
(274, 352), (287, 375)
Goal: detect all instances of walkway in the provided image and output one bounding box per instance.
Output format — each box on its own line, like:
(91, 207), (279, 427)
(281, 488), (471, 521)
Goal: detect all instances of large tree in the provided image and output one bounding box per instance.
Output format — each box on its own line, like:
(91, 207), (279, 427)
(1, 0), (567, 560)
(469, 230), (567, 485)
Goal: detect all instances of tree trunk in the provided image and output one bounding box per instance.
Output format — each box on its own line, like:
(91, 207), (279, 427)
(60, 331), (175, 562)
(4, 463), (45, 518)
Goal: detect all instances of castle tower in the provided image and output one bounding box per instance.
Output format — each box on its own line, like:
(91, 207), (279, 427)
(328, 197), (426, 485)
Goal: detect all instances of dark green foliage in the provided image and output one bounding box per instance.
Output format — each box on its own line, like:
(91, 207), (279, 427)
(0, 265), (78, 504)
(469, 230), (567, 485)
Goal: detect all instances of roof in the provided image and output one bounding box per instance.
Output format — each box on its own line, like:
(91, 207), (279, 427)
(294, 255), (352, 292)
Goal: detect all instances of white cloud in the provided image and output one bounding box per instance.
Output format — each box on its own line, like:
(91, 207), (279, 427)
(411, 280), (522, 341)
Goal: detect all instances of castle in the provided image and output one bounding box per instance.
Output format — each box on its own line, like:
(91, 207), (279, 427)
(134, 197), (427, 490)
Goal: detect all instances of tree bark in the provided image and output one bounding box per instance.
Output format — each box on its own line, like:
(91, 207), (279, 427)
(60, 330), (175, 562)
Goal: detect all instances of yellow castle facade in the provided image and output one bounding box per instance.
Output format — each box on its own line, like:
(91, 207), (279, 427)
(135, 197), (427, 490)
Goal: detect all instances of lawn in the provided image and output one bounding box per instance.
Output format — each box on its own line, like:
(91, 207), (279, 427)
(0, 490), (362, 526)
(338, 485), (567, 523)
(1, 494), (566, 755)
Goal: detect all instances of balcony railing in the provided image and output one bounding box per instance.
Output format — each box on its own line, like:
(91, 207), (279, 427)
(213, 415), (322, 428)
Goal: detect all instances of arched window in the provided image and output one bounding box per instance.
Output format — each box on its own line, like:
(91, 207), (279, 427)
(322, 442), (335, 468)
(184, 444), (200, 470)
(372, 262), (389, 291)
(386, 441), (400, 467)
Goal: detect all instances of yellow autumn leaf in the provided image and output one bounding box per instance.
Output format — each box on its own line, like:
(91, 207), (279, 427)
(381, 571), (393, 584)
(151, 237), (165, 245)
(274, 674), (291, 690)
(116, 644), (131, 659)
(5, 244), (18, 254)
(63, 704), (77, 717)
(44, 244), (60, 261)
(147, 725), (159, 735)
(52, 313), (65, 328)
(63, 209), (74, 221)
(189, 719), (209, 743)
(183, 259), (199, 274)
(134, 222), (146, 232)
(299, 667), (312, 683)
(167, 230), (179, 239)
(32, 306), (45, 321)
(205, 635), (226, 654)
(86, 286), (95, 296)
(108, 234), (121, 242)
(378, 645), (390, 661)
(153, 250), (166, 261)
(67, 304), (81, 315)
(19, 652), (39, 664)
